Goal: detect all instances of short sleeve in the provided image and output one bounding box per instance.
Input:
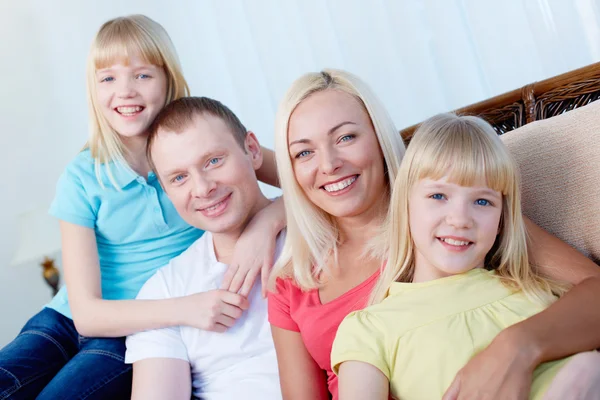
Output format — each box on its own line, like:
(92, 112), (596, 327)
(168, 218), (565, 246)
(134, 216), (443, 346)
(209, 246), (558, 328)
(267, 278), (300, 332)
(49, 168), (96, 228)
(331, 310), (390, 379)
(125, 269), (189, 364)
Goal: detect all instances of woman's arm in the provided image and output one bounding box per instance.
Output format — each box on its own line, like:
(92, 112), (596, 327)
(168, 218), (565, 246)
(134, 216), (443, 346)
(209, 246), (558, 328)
(338, 361), (389, 400)
(510, 217), (600, 361)
(256, 146), (279, 188)
(444, 217), (600, 400)
(271, 326), (330, 400)
(221, 197), (286, 297)
(62, 221), (248, 337)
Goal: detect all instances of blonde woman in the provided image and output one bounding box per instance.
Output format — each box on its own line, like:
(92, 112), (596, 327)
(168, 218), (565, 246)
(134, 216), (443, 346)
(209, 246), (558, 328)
(331, 113), (600, 400)
(268, 69), (600, 400)
(0, 15), (282, 399)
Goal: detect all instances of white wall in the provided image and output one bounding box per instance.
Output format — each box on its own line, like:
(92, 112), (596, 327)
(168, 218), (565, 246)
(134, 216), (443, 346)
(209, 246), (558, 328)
(1, 0), (599, 346)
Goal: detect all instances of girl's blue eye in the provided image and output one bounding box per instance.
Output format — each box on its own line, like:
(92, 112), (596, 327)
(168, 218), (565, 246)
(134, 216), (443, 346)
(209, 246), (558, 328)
(431, 193), (445, 200)
(137, 73), (151, 79)
(173, 174), (185, 182)
(295, 150), (311, 159)
(101, 76), (114, 82)
(476, 199), (490, 206)
(209, 157), (220, 165)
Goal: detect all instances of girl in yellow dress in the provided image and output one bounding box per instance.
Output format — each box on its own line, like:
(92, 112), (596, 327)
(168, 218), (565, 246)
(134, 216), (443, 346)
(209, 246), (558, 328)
(331, 113), (600, 399)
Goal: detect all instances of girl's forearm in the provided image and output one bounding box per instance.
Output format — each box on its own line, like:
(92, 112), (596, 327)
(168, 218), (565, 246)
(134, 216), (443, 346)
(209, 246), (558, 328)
(504, 275), (600, 368)
(257, 146), (280, 188)
(72, 297), (184, 338)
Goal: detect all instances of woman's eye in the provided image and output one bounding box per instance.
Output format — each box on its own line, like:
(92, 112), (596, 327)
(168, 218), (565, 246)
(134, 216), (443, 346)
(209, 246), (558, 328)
(430, 193), (445, 200)
(476, 199), (490, 206)
(339, 134), (355, 143)
(295, 150), (311, 159)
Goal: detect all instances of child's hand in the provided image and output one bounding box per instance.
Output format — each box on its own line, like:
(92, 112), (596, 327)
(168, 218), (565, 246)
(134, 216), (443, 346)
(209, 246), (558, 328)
(221, 198), (285, 298)
(179, 290), (249, 332)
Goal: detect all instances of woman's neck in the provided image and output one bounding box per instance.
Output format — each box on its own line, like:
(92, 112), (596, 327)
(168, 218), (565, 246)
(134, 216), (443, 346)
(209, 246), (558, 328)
(335, 195), (388, 247)
(121, 134), (151, 178)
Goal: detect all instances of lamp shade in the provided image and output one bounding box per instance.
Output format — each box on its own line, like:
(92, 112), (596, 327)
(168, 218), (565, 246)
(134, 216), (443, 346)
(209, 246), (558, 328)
(10, 207), (61, 267)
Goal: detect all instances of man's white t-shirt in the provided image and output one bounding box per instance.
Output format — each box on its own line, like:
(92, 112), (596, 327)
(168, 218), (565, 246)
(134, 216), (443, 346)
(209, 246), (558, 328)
(125, 231), (283, 399)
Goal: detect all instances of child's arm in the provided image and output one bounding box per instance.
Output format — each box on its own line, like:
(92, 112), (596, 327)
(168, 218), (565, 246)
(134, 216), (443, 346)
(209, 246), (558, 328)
(131, 359), (191, 400)
(256, 146), (279, 188)
(338, 361), (389, 400)
(443, 217), (600, 400)
(62, 221), (249, 337)
(271, 326), (330, 400)
(221, 196), (286, 298)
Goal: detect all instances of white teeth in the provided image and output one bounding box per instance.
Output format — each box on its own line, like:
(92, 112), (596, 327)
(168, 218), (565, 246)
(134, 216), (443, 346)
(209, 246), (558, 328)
(323, 176), (357, 192)
(203, 199), (226, 212)
(117, 106), (143, 115)
(441, 238), (470, 246)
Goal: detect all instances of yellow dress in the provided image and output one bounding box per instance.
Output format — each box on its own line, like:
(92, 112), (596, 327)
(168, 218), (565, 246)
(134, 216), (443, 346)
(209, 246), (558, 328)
(331, 268), (568, 400)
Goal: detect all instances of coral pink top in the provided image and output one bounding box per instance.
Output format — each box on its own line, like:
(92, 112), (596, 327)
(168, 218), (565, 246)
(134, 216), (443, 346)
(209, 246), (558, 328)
(268, 271), (380, 400)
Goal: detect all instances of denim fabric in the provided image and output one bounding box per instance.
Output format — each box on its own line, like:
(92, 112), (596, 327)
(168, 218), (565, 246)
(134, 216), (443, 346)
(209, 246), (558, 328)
(0, 308), (131, 400)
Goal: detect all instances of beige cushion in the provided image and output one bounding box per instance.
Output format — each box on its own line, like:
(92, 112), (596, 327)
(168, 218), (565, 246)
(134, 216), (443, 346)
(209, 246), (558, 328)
(501, 101), (600, 264)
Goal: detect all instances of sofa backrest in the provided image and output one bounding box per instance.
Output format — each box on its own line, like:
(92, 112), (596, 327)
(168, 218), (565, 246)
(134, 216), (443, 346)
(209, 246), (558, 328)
(501, 100), (600, 264)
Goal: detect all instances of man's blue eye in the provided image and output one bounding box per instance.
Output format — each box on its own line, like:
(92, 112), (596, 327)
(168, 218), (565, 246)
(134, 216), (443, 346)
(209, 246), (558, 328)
(431, 193), (444, 200)
(476, 199), (490, 206)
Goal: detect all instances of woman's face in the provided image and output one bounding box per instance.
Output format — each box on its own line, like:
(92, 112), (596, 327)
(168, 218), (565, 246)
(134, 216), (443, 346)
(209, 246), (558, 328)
(287, 89), (386, 219)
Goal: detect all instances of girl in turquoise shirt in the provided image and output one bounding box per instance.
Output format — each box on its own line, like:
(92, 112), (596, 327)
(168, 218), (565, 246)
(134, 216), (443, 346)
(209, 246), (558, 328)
(0, 15), (284, 400)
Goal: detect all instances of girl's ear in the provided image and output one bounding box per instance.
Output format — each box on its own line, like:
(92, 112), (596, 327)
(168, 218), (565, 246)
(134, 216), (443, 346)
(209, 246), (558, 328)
(245, 131), (263, 170)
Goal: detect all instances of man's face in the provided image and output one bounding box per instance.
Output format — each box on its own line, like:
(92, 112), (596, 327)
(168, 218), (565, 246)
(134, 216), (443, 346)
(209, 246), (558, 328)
(151, 114), (263, 235)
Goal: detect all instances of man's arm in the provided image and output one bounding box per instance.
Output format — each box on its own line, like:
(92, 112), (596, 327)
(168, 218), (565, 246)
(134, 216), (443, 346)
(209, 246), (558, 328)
(125, 269), (193, 399)
(132, 358), (191, 400)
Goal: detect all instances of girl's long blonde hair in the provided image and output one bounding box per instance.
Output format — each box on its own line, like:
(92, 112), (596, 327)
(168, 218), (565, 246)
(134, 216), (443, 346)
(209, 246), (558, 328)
(370, 113), (569, 305)
(272, 69), (406, 290)
(85, 14), (189, 188)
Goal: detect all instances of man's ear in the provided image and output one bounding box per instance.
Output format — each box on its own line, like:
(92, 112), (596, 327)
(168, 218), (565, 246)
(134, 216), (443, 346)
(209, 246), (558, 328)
(245, 131), (263, 170)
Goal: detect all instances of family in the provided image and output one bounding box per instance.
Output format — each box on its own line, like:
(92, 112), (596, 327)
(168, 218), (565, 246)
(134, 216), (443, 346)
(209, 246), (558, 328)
(1, 14), (599, 400)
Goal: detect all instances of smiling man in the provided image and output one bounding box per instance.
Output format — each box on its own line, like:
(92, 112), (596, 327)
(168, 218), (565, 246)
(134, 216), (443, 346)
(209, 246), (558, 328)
(124, 97), (282, 399)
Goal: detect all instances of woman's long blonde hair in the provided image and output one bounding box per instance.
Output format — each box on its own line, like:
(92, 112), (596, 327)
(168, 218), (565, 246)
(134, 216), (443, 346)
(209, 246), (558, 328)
(272, 69), (406, 290)
(370, 113), (569, 305)
(85, 14), (189, 188)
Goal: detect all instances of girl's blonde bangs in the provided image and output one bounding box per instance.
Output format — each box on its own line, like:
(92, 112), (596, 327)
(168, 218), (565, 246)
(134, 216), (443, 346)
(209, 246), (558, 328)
(92, 19), (164, 70)
(410, 116), (516, 196)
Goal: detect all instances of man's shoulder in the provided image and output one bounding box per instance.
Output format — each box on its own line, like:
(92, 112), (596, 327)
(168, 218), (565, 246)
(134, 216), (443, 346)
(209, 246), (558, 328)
(138, 233), (216, 299)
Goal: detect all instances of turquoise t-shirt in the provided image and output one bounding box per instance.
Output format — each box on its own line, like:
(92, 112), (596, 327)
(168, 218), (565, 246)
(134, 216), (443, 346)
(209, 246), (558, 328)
(47, 149), (203, 319)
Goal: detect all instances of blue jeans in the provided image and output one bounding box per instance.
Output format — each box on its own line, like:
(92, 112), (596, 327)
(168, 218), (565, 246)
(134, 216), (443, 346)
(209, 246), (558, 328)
(0, 308), (132, 399)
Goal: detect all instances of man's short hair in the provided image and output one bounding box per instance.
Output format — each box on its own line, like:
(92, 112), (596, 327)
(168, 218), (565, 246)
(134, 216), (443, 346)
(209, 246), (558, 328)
(146, 96), (248, 174)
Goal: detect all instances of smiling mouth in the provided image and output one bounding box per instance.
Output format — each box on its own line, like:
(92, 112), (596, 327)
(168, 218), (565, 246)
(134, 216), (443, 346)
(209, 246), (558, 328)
(321, 175), (358, 193)
(197, 193), (232, 216)
(437, 237), (473, 246)
(115, 106), (144, 116)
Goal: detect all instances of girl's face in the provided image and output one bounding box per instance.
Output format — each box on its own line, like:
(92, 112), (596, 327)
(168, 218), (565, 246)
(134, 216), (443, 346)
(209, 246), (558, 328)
(95, 53), (167, 139)
(408, 176), (502, 282)
(287, 89), (386, 219)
